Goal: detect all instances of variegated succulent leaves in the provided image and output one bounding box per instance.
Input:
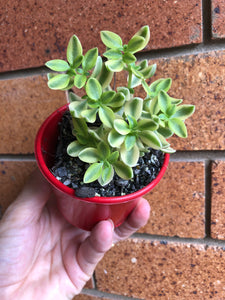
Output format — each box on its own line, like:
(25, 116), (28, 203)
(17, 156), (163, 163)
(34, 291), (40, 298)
(45, 26), (195, 186)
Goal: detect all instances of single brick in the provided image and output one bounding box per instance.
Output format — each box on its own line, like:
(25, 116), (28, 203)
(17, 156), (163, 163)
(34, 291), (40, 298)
(0, 75), (66, 154)
(212, 0), (225, 38)
(148, 50), (225, 151)
(0, 161), (37, 215)
(139, 162), (205, 238)
(96, 239), (225, 299)
(211, 161), (225, 240)
(0, 0), (202, 72)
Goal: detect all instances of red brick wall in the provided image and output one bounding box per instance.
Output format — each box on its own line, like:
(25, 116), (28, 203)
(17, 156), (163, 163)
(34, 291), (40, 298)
(1, 0), (225, 299)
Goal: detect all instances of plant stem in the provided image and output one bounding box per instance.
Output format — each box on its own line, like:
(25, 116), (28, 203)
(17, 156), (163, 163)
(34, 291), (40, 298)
(142, 79), (151, 96)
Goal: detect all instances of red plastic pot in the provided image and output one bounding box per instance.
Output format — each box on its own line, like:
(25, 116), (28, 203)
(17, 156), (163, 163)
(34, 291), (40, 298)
(35, 105), (170, 231)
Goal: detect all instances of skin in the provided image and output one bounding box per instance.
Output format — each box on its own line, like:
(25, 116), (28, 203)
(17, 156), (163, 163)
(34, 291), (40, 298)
(0, 170), (150, 300)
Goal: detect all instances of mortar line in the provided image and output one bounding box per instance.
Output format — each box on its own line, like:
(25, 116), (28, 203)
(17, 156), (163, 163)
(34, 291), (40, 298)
(1, 41), (225, 81)
(92, 272), (97, 290)
(132, 233), (225, 248)
(0, 154), (35, 161)
(137, 42), (225, 61)
(81, 288), (142, 300)
(1, 151), (225, 162)
(202, 0), (212, 44)
(0, 66), (48, 80)
(204, 160), (212, 238)
(170, 150), (225, 162)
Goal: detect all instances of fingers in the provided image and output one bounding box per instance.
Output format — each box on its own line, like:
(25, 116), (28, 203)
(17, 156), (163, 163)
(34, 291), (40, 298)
(64, 220), (114, 292)
(113, 197), (150, 242)
(2, 169), (52, 224)
(77, 220), (114, 276)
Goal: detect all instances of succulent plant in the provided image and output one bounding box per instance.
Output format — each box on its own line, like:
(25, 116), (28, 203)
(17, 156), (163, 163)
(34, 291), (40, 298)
(45, 25), (195, 186)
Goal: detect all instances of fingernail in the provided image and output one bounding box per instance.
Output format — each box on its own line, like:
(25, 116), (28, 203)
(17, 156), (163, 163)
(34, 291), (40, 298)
(108, 219), (114, 232)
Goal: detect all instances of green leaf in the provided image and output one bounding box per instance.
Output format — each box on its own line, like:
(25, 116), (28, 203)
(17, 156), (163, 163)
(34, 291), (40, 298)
(71, 117), (88, 136)
(138, 60), (148, 70)
(148, 97), (160, 115)
(99, 164), (114, 186)
(109, 92), (125, 108)
(168, 118), (187, 138)
(117, 87), (130, 100)
(45, 59), (70, 72)
(60, 78), (75, 91)
(69, 99), (87, 118)
(67, 35), (83, 65)
(97, 63), (114, 89)
(130, 74), (142, 88)
(172, 105), (195, 120)
(124, 97), (143, 120)
(157, 126), (173, 138)
(47, 74), (70, 90)
(133, 25), (150, 50)
(166, 104), (176, 117)
(76, 134), (89, 145)
(100, 30), (123, 49)
(122, 52), (136, 64)
(91, 56), (103, 78)
(81, 108), (98, 123)
(103, 49), (122, 60)
(158, 90), (171, 114)
(108, 129), (125, 147)
(108, 151), (119, 164)
(85, 78), (102, 100)
(82, 47), (98, 71)
(113, 161), (133, 180)
(67, 141), (85, 157)
(83, 163), (103, 183)
(137, 119), (158, 131)
(114, 119), (131, 135)
(127, 36), (146, 53)
(105, 59), (124, 72)
(99, 106), (115, 128)
(121, 143), (139, 167)
(162, 146), (176, 154)
(149, 78), (172, 96)
(157, 133), (170, 149)
(47, 73), (56, 80)
(170, 96), (183, 105)
(79, 147), (100, 163)
(74, 74), (87, 88)
(72, 55), (83, 68)
(125, 135), (136, 151)
(69, 92), (82, 102)
(97, 141), (110, 159)
(141, 63), (157, 79)
(127, 115), (138, 129)
(139, 131), (162, 149)
(101, 91), (116, 105)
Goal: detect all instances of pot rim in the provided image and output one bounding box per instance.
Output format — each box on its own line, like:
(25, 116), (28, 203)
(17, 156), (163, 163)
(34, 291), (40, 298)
(35, 105), (170, 204)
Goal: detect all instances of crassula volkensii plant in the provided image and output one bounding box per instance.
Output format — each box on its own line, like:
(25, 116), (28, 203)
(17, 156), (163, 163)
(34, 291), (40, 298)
(45, 25), (195, 187)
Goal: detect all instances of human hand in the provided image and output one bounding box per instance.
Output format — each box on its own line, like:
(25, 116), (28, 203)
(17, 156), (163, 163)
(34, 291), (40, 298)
(0, 170), (150, 300)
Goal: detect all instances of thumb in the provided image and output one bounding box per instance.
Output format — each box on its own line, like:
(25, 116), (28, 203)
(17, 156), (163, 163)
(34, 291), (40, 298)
(77, 220), (114, 275)
(65, 220), (114, 291)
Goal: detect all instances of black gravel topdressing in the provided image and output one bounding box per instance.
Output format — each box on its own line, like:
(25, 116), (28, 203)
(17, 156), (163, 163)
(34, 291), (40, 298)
(51, 111), (165, 198)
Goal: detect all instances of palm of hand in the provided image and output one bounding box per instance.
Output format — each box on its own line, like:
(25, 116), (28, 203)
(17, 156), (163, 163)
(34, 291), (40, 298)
(0, 171), (150, 300)
(0, 198), (93, 300)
